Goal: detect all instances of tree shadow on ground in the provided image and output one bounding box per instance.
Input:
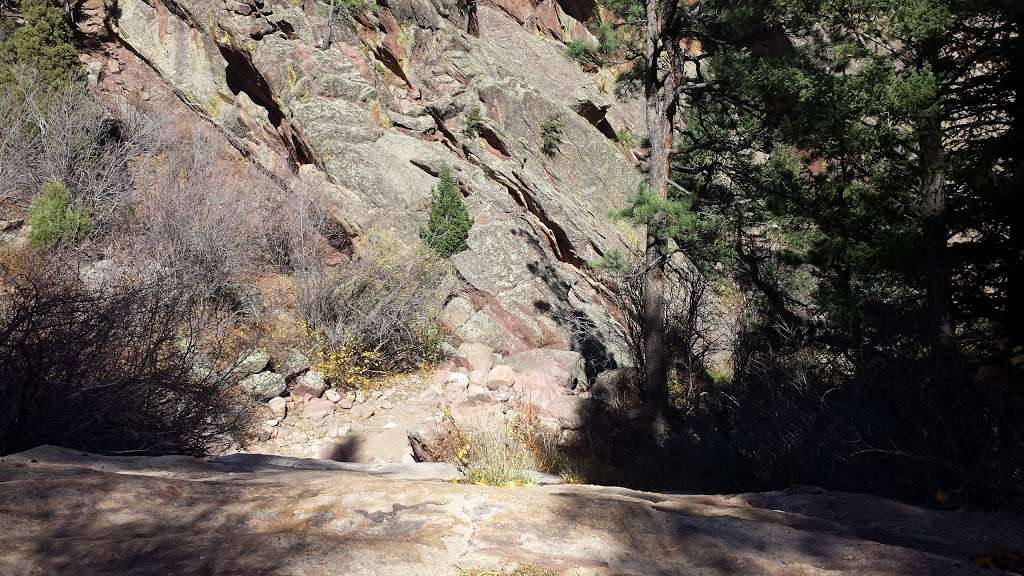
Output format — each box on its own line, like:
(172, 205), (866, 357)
(0, 463), (302, 575)
(545, 484), (1017, 576)
(533, 390), (1024, 575)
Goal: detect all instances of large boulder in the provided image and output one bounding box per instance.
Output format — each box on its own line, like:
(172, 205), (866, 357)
(538, 393), (594, 430)
(239, 371), (286, 400)
(484, 364), (517, 390)
(235, 350), (270, 377)
(440, 296), (475, 332)
(270, 348), (310, 381)
(290, 370), (327, 399)
(456, 342), (495, 374)
(505, 348), (585, 390)
(3, 446), (1021, 575)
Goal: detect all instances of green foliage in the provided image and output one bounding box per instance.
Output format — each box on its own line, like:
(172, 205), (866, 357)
(641, 0), (1024, 509)
(615, 128), (635, 147)
(0, 0), (80, 90)
(595, 20), (620, 55)
(564, 21), (620, 66)
(327, 0), (377, 14)
(540, 114), (563, 156)
(590, 248), (627, 273)
(616, 182), (695, 239)
(0, 17), (15, 45)
(615, 182), (730, 267)
(564, 38), (598, 65)
(602, 0), (644, 25)
(462, 105), (482, 137)
(343, 0), (378, 13)
(422, 165), (472, 258)
(28, 181), (91, 249)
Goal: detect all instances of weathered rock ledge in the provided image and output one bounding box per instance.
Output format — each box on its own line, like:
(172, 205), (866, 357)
(2, 446), (1021, 575)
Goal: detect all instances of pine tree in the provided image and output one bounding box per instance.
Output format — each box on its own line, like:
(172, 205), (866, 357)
(0, 0), (80, 89)
(645, 0), (1023, 505)
(422, 164), (471, 258)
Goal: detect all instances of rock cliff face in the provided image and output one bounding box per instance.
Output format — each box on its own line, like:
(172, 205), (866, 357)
(2, 446), (1022, 575)
(100, 0), (642, 358)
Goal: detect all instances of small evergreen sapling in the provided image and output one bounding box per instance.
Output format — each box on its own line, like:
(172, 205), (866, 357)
(540, 114), (563, 156)
(28, 180), (91, 249)
(462, 105), (483, 137)
(422, 165), (471, 258)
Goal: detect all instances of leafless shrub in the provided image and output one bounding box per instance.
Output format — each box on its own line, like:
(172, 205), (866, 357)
(0, 250), (257, 456)
(0, 71), (161, 233)
(262, 182), (334, 274)
(299, 233), (456, 380)
(114, 128), (274, 302)
(600, 248), (724, 413)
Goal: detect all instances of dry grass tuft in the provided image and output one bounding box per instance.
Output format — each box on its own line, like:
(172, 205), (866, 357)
(457, 565), (565, 576)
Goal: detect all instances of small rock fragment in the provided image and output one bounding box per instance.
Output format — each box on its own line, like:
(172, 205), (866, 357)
(291, 370), (327, 399)
(268, 396), (287, 417)
(446, 372), (469, 388)
(303, 397), (335, 420)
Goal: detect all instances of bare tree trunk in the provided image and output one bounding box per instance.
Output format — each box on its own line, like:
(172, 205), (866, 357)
(920, 118), (949, 345)
(640, 0), (679, 435)
(1006, 12), (1024, 361)
(918, 51), (950, 349)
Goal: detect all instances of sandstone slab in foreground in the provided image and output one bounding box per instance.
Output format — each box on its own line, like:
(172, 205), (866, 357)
(0, 446), (1020, 575)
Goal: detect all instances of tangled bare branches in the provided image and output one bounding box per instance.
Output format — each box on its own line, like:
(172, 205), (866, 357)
(299, 234), (456, 378)
(120, 128), (274, 301)
(0, 71), (161, 233)
(0, 251), (257, 456)
(600, 247), (725, 412)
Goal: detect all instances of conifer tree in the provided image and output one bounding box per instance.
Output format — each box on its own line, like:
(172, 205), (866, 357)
(422, 164), (471, 258)
(0, 0), (80, 90)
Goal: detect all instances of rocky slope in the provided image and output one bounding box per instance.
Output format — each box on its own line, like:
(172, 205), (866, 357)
(242, 343), (592, 463)
(85, 0), (642, 360)
(2, 446), (1022, 575)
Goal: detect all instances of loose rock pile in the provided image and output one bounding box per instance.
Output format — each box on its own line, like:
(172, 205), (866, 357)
(241, 342), (607, 467)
